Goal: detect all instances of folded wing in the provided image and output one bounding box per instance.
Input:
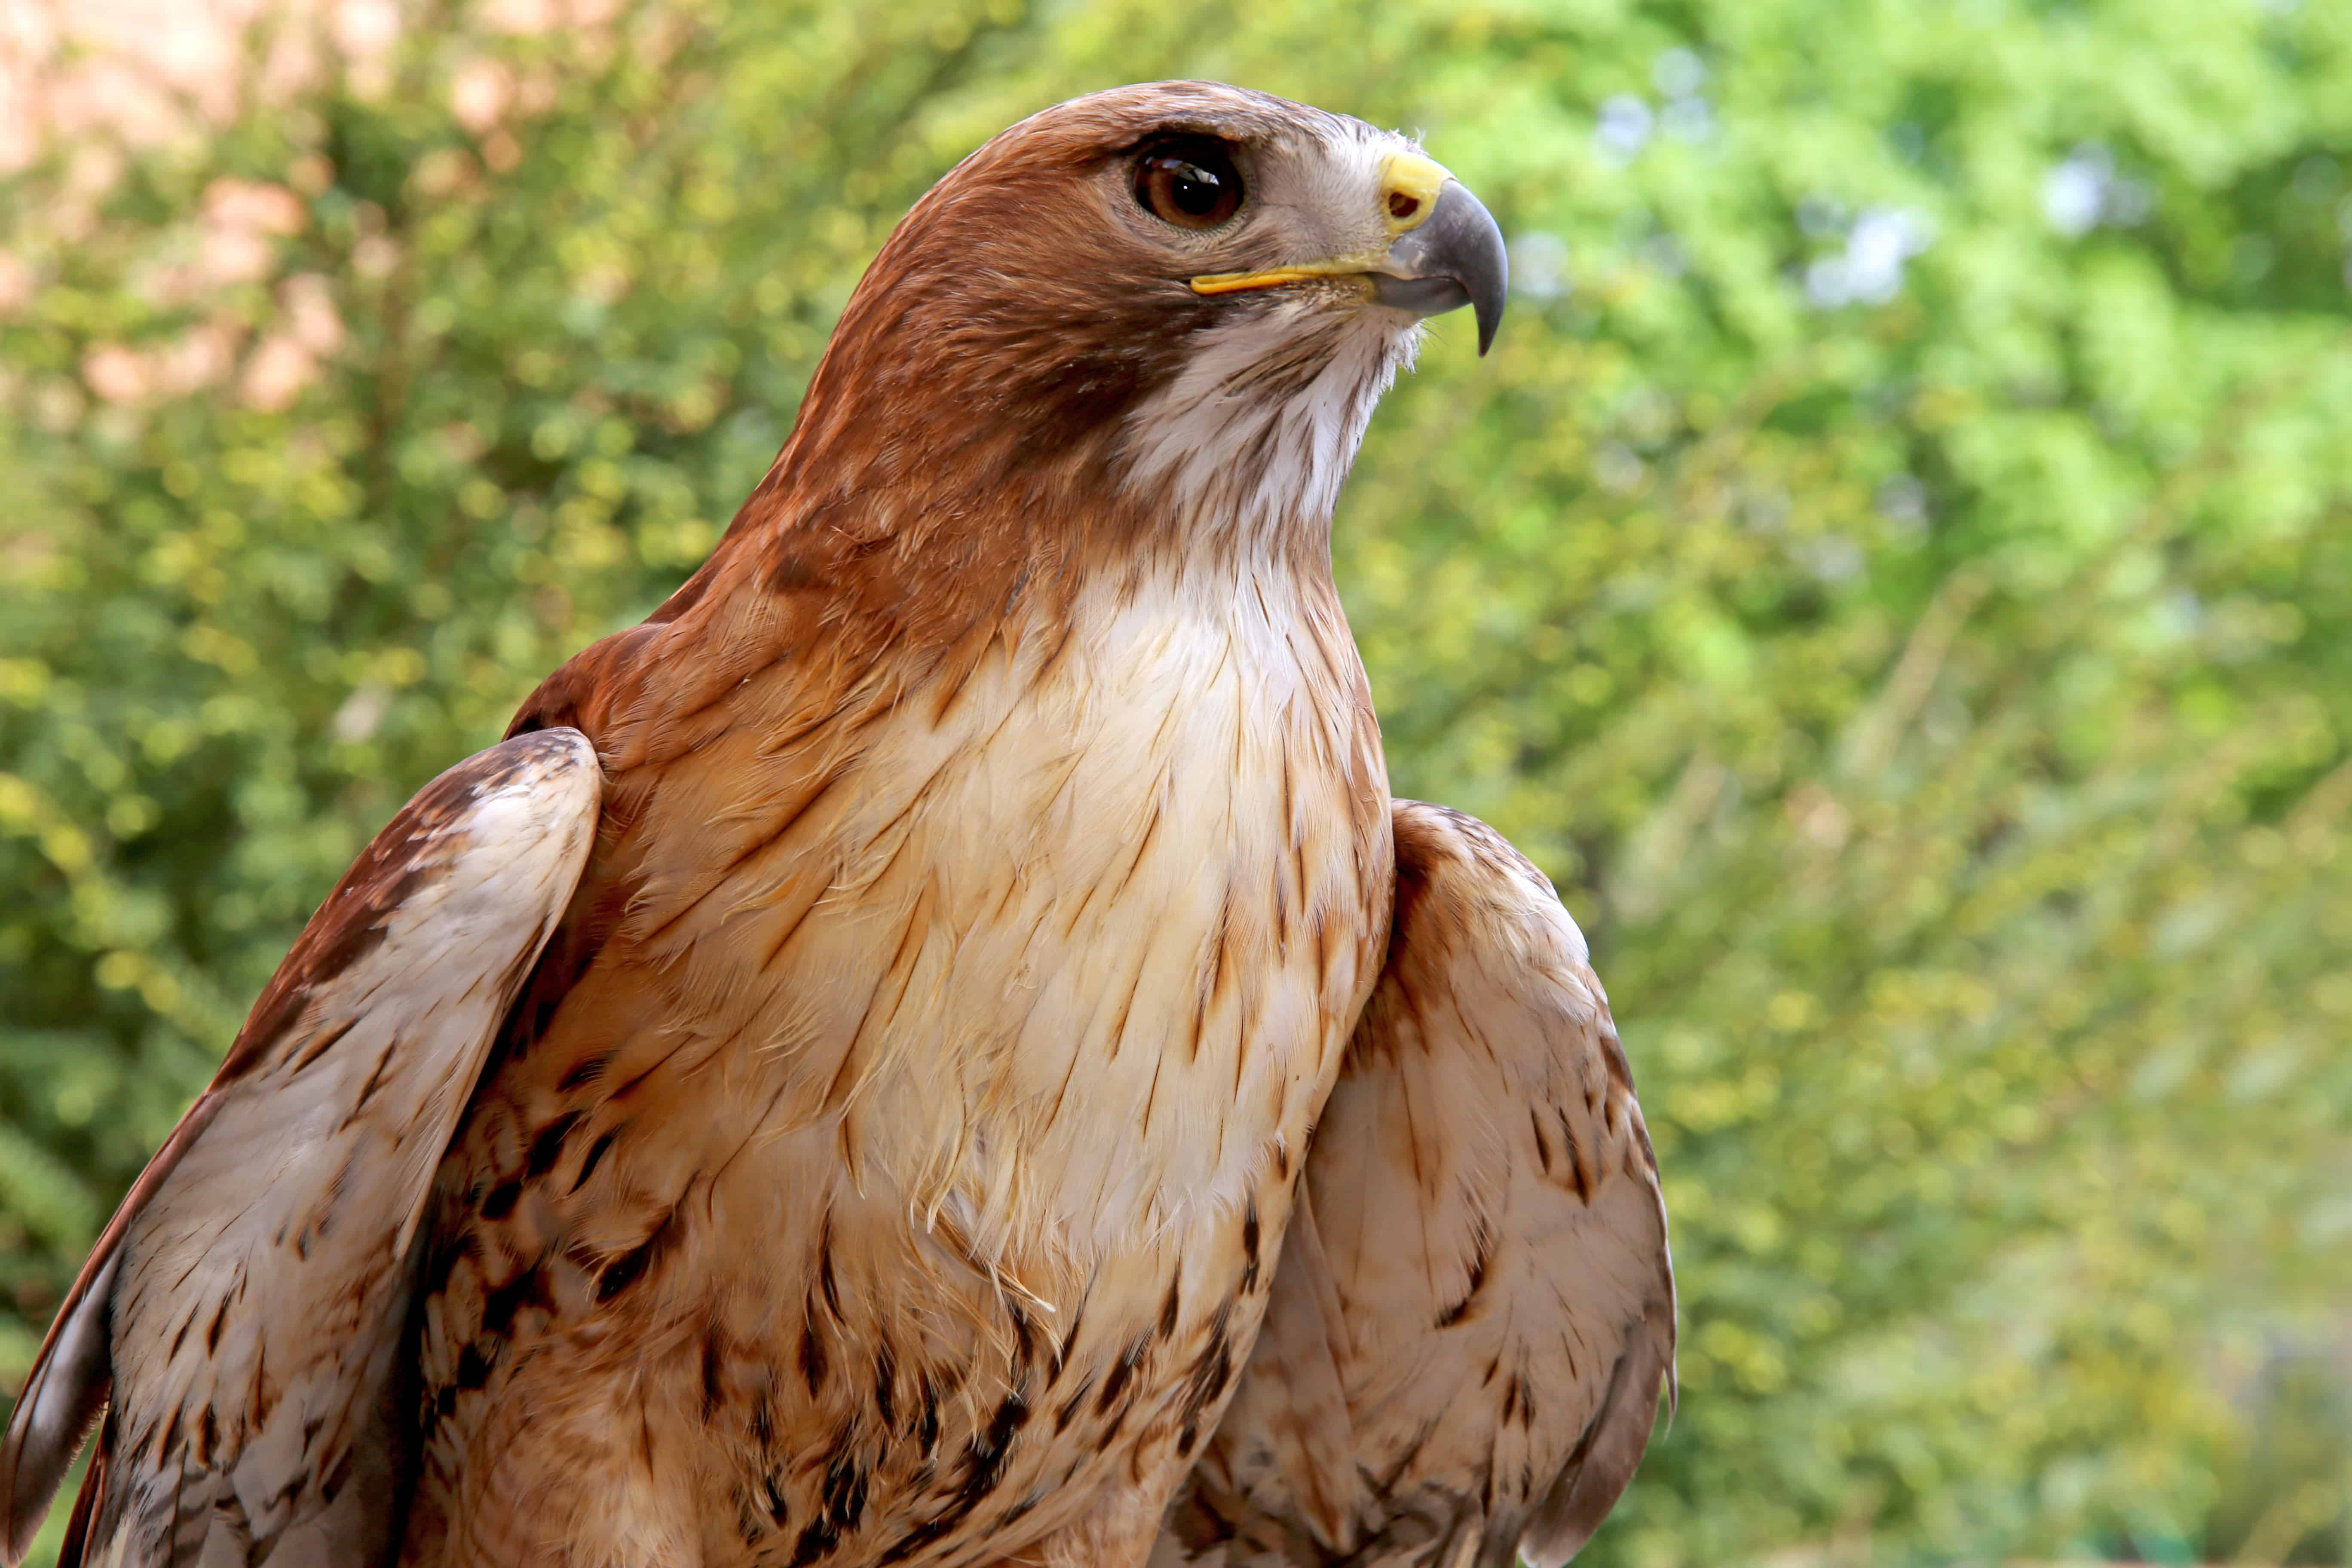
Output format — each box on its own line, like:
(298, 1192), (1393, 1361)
(0, 729), (603, 1568)
(1160, 801), (1675, 1568)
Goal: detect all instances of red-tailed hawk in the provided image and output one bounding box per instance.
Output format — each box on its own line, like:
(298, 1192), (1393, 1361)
(0, 82), (1671, 1568)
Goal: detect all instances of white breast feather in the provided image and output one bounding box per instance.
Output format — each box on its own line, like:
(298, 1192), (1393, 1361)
(1120, 312), (1420, 555)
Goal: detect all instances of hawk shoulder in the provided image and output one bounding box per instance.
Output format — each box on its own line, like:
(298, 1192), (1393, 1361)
(1161, 800), (1675, 1568)
(0, 730), (602, 1568)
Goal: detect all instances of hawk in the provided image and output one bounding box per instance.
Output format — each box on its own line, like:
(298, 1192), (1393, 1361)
(1, 82), (1672, 1568)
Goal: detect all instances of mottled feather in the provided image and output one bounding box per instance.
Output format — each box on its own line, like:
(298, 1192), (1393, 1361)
(0, 730), (601, 1568)
(1158, 802), (1675, 1568)
(0, 81), (1663, 1568)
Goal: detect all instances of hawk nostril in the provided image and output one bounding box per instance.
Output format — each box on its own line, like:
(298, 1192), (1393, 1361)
(1387, 191), (1421, 220)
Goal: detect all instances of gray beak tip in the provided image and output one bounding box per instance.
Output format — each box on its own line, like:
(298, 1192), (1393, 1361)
(1449, 181), (1508, 356)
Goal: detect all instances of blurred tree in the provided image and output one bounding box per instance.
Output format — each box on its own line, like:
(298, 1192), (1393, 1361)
(3, 0), (2351, 1565)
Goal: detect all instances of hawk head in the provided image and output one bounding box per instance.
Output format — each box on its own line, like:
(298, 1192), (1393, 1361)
(771, 82), (1507, 551)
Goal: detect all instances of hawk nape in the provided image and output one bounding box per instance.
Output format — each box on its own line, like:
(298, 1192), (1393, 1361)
(1, 82), (1670, 1568)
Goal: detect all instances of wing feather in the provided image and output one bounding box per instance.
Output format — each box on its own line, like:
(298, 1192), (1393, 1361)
(1161, 800), (1675, 1568)
(0, 729), (603, 1567)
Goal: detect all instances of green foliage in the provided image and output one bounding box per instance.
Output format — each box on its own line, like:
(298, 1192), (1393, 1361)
(3, 1), (2351, 1564)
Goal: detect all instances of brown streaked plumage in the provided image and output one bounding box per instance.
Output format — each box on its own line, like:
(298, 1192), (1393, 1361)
(0, 731), (601, 1567)
(1154, 804), (1675, 1568)
(1, 81), (1668, 1568)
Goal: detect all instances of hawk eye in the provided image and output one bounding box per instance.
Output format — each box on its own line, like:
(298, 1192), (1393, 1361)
(1134, 140), (1243, 230)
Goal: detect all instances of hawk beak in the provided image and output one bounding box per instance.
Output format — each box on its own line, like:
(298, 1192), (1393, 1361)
(1190, 152), (1510, 356)
(1368, 176), (1509, 356)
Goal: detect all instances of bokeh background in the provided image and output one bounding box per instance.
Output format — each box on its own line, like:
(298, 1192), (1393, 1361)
(3, 0), (2351, 1563)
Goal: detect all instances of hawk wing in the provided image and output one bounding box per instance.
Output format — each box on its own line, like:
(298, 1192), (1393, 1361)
(1159, 802), (1675, 1568)
(0, 729), (602, 1568)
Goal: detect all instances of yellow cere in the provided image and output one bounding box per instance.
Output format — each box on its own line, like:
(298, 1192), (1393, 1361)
(1377, 150), (1450, 234)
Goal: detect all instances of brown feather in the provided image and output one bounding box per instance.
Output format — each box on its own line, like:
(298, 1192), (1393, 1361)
(0, 732), (601, 1568)
(407, 82), (1425, 1568)
(12, 80), (1503, 1568)
(1158, 802), (1676, 1568)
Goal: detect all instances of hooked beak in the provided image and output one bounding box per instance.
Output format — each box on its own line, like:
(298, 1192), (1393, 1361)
(1368, 179), (1508, 355)
(1191, 152), (1510, 355)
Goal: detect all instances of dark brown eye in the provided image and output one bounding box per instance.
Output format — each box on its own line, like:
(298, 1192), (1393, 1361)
(1133, 139), (1243, 230)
